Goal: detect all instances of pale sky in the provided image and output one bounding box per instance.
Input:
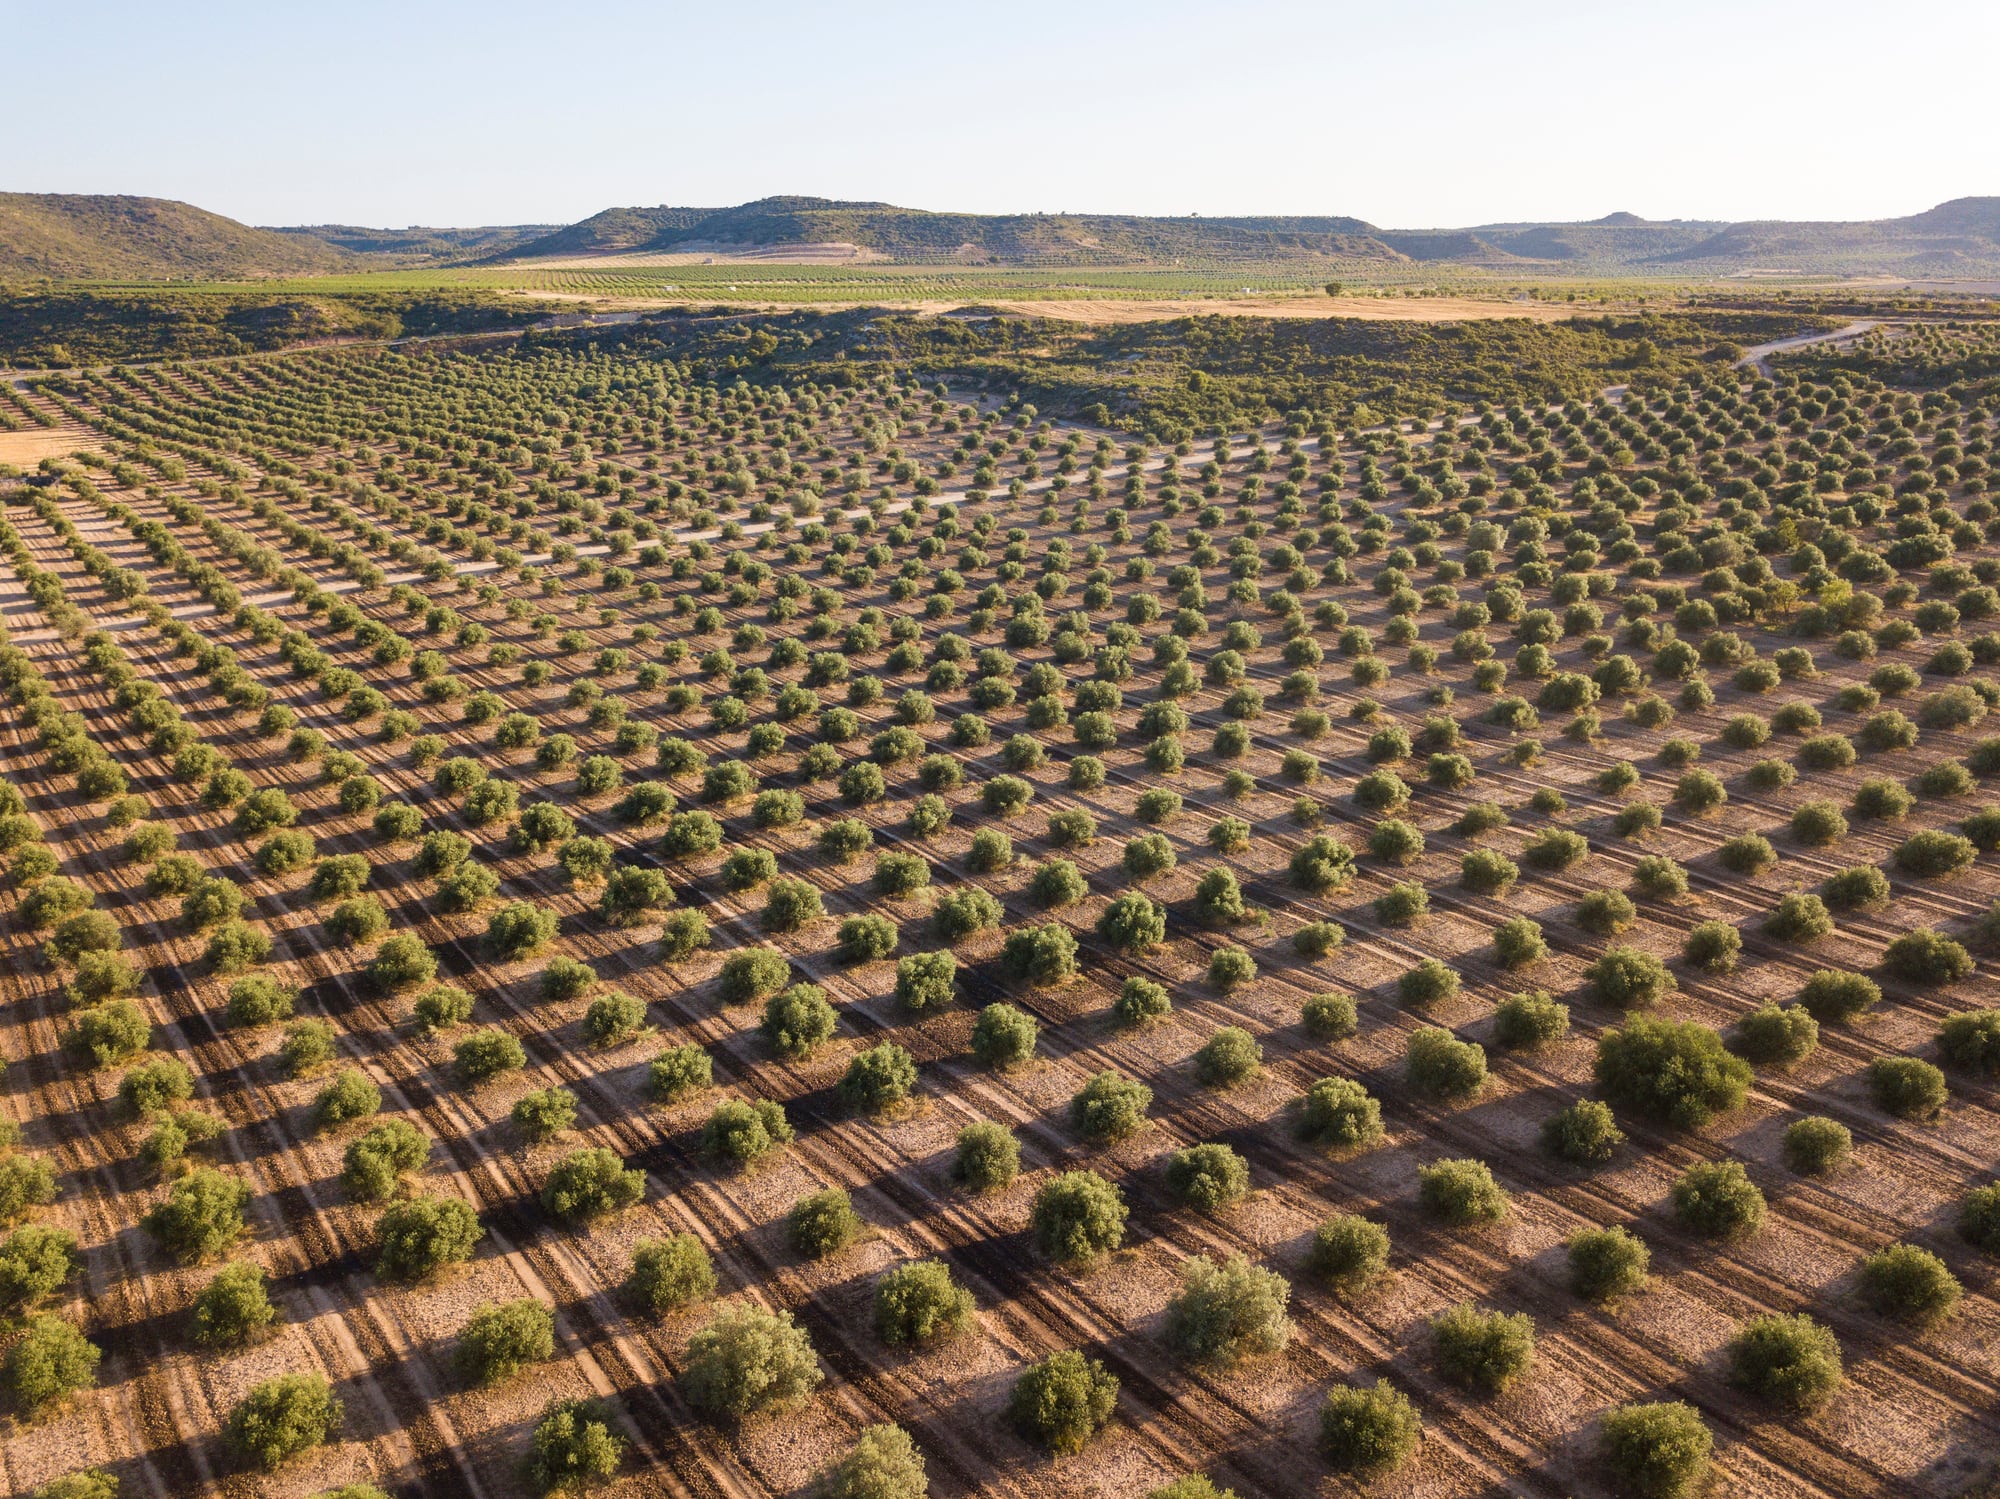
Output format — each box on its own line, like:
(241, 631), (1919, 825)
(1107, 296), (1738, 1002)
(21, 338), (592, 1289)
(11, 0), (1996, 231)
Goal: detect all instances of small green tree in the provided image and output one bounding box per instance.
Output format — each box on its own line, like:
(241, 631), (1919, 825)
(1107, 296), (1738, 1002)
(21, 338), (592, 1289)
(525, 1398), (625, 1495)
(1306, 1215), (1390, 1295)
(225, 1373), (342, 1470)
(191, 1261), (276, 1348)
(143, 1168), (249, 1263)
(1165, 1253), (1291, 1365)
(1670, 1161), (1765, 1240)
(456, 1298), (555, 1386)
(680, 1303), (822, 1419)
(1070, 1070), (1151, 1143)
(627, 1234), (716, 1315)
(1568, 1226), (1650, 1302)
(1317, 1383), (1420, 1477)
(1431, 1302), (1535, 1395)
(2, 1315), (99, 1417)
(1726, 1313), (1842, 1413)
(541, 1148), (644, 1224)
(340, 1118), (429, 1201)
(1031, 1171), (1127, 1264)
(822, 1424), (926, 1499)
(1598, 1401), (1710, 1499)
(875, 1259), (975, 1346)
(375, 1195), (482, 1280)
(952, 1121), (1020, 1191)
(1007, 1350), (1118, 1454)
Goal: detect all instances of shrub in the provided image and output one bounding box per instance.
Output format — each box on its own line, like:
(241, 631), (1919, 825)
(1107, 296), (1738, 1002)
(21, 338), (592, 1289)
(1459, 849), (1519, 897)
(1857, 1244), (1962, 1326)
(454, 1028), (526, 1086)
(762, 983), (836, 1059)
(1588, 946), (1672, 1010)
(120, 1056), (193, 1117)
(1289, 834), (1355, 892)
(1418, 1158), (1508, 1225)
(1165, 1252), (1291, 1365)
(542, 1147), (644, 1223)
(761, 877), (823, 932)
(1959, 1183), (2000, 1252)
(1542, 1099), (1624, 1164)
(278, 1018), (336, 1078)
(971, 1003), (1038, 1069)
(1678, 920), (1741, 975)
(0, 1156), (56, 1226)
(1398, 957), (1461, 1007)
(1001, 923), (1079, 986)
(2, 1315), (99, 1416)
(952, 1120), (1020, 1191)
(1598, 1401), (1711, 1499)
(375, 1195), (482, 1280)
(69, 1000), (149, 1069)
(1493, 990), (1567, 1049)
(646, 1044), (711, 1104)
(874, 853), (930, 898)
(822, 1425), (925, 1499)
(1194, 1026), (1261, 1086)
(1317, 1383), (1420, 1477)
(1822, 864), (1892, 912)
(1577, 889), (1637, 936)
(787, 1187), (862, 1260)
(1733, 1005), (1819, 1066)
(840, 1042), (918, 1113)
(1166, 1143), (1250, 1213)
(1492, 917), (1548, 967)
(1884, 928), (1975, 985)
(312, 1069), (381, 1131)
(1717, 833), (1776, 874)
(1301, 991), (1358, 1043)
(1031, 1171), (1128, 1264)
(681, 1303), (822, 1418)
(225, 1373), (342, 1470)
(1306, 1214), (1390, 1295)
(1070, 1070), (1151, 1144)
(1294, 920), (1344, 958)
(486, 901), (560, 962)
(1008, 1350), (1119, 1455)
(700, 1099), (792, 1166)
(1431, 1302), (1534, 1396)
(340, 1118), (429, 1201)
(718, 948), (789, 1006)
(1852, 777), (1913, 820)
(1939, 1008), (2000, 1074)
(1895, 829), (1978, 878)
(1522, 828), (1589, 870)
(524, 1398), (625, 1495)
(456, 1298), (555, 1386)
(1867, 1056), (1948, 1119)
(627, 1234), (716, 1314)
(1596, 1017), (1750, 1128)
(1798, 969), (1881, 1024)
(874, 1259), (974, 1346)
(581, 990), (648, 1048)
(837, 914), (898, 963)
(1406, 1027), (1486, 1101)
(933, 887), (1004, 941)
(1671, 1161), (1765, 1240)
(0, 1226), (80, 1312)
(143, 1167), (249, 1262)
(1568, 1225), (1650, 1302)
(1765, 893), (1835, 943)
(28, 1470), (119, 1499)
(1727, 1313), (1842, 1413)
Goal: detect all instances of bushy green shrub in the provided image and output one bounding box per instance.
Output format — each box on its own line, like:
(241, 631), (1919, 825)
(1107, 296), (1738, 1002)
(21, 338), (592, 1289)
(1430, 1302), (1534, 1396)
(1598, 1401), (1711, 1499)
(626, 1233), (715, 1315)
(787, 1187), (862, 1260)
(1867, 1055), (1948, 1118)
(840, 1042), (918, 1113)
(541, 1147), (644, 1223)
(1568, 1225), (1649, 1302)
(340, 1118), (429, 1201)
(1733, 1005), (1819, 1066)
(143, 1167), (249, 1263)
(1541, 1099), (1624, 1164)
(1726, 1313), (1842, 1414)
(456, 1298), (555, 1386)
(952, 1120), (1020, 1191)
(1317, 1383), (1420, 1477)
(1298, 1077), (1383, 1150)
(680, 1303), (822, 1418)
(375, 1195), (482, 1280)
(700, 1098), (791, 1166)
(1070, 1070), (1151, 1143)
(1588, 946), (1672, 1010)
(1406, 1027), (1486, 1100)
(1596, 1017), (1751, 1128)
(971, 1003), (1038, 1069)
(1857, 1244), (1962, 1325)
(1164, 1252), (1291, 1365)
(524, 1398), (625, 1495)
(3, 1314), (99, 1417)
(1417, 1158), (1508, 1225)
(1007, 1350), (1118, 1454)
(1306, 1215), (1390, 1295)
(1165, 1143), (1250, 1213)
(1031, 1171), (1127, 1264)
(1671, 1161), (1765, 1240)
(225, 1373), (342, 1470)
(874, 1259), (974, 1346)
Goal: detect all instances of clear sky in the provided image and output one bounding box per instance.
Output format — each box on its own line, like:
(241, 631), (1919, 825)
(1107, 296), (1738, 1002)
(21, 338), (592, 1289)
(11, 0), (1995, 231)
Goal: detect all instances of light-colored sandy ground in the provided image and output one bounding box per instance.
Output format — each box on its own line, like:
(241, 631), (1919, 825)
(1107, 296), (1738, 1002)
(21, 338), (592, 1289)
(0, 427), (94, 466)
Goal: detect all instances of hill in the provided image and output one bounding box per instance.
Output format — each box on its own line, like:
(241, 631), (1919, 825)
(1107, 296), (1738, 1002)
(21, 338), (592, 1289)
(269, 222), (560, 262)
(494, 196), (1389, 265)
(490, 195), (2000, 277)
(0, 193), (358, 280)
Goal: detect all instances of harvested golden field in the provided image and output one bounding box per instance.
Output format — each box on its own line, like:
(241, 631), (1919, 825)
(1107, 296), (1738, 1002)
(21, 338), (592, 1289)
(0, 330), (1996, 1499)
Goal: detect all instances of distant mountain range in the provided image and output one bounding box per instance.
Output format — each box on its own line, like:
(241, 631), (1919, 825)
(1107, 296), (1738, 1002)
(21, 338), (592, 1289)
(4, 191), (1999, 283)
